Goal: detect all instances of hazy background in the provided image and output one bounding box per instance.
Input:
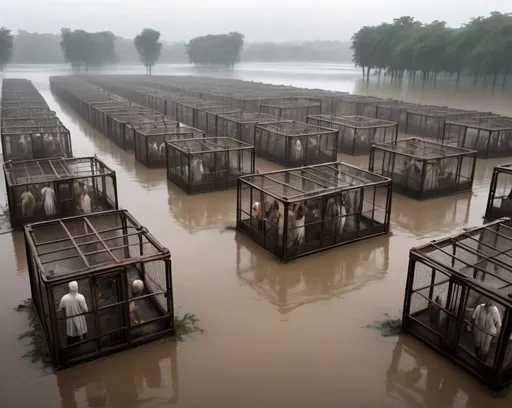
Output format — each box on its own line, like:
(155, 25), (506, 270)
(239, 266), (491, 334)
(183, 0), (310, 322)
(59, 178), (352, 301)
(1, 0), (510, 42)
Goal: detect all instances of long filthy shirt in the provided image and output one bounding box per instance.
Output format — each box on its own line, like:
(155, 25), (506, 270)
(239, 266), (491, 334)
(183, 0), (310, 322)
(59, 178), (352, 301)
(57, 292), (89, 337)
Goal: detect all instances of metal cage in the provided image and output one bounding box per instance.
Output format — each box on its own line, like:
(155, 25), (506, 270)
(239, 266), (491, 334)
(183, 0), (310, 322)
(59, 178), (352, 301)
(193, 105), (242, 136)
(307, 114), (398, 155)
(259, 99), (322, 123)
(216, 112), (279, 146)
(405, 109), (495, 140)
(4, 157), (119, 229)
(442, 117), (512, 159)
(254, 120), (339, 167)
(485, 164), (512, 221)
(135, 125), (205, 168)
(402, 218), (512, 390)
(236, 161), (392, 262)
(369, 138), (477, 200)
(166, 137), (255, 194)
(24, 209), (174, 369)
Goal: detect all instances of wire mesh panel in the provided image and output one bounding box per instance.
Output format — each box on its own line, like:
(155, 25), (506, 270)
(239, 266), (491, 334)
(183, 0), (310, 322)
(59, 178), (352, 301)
(405, 109), (495, 140)
(24, 210), (174, 369)
(254, 121), (338, 167)
(216, 112), (279, 145)
(442, 117), (512, 159)
(236, 161), (392, 262)
(3, 157), (119, 229)
(166, 137), (255, 194)
(402, 219), (512, 390)
(135, 125), (205, 168)
(193, 106), (242, 136)
(375, 103), (443, 131)
(369, 138), (477, 200)
(1, 126), (73, 162)
(307, 115), (398, 156)
(485, 164), (512, 221)
(330, 95), (386, 116)
(260, 99), (322, 123)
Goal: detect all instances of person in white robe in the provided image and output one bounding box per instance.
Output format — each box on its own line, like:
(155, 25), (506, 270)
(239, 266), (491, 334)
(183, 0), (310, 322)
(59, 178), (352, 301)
(130, 280), (144, 325)
(471, 298), (502, 361)
(20, 187), (35, 218)
(41, 183), (57, 217)
(57, 281), (88, 345)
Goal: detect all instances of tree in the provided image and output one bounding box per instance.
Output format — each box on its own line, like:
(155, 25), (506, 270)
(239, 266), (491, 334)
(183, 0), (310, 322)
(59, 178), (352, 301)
(134, 28), (162, 75)
(60, 28), (116, 71)
(350, 12), (512, 87)
(186, 32), (245, 68)
(0, 27), (14, 72)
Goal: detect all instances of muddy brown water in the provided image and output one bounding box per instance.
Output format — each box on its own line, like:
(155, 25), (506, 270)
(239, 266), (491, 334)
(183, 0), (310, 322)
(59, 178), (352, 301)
(0, 64), (511, 407)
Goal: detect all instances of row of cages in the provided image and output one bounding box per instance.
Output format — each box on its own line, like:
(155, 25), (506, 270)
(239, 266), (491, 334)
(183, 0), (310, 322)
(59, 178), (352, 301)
(85, 76), (512, 159)
(48, 76), (187, 156)
(1, 79), (73, 162)
(24, 209), (175, 369)
(402, 218), (512, 390)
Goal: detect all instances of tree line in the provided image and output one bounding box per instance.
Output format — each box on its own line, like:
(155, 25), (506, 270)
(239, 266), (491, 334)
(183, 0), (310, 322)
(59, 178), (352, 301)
(186, 32), (244, 67)
(351, 12), (512, 87)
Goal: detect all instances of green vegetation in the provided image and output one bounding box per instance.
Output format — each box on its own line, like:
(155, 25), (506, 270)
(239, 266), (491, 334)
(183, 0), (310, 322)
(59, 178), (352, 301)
(364, 313), (402, 337)
(351, 12), (512, 87)
(15, 298), (203, 370)
(0, 27), (14, 71)
(186, 32), (245, 67)
(134, 28), (163, 75)
(60, 28), (116, 71)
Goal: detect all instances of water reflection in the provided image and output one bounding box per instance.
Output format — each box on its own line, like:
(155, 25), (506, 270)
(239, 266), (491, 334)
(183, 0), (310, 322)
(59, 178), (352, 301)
(235, 233), (389, 314)
(167, 183), (236, 233)
(391, 193), (472, 238)
(11, 231), (26, 274)
(56, 341), (179, 407)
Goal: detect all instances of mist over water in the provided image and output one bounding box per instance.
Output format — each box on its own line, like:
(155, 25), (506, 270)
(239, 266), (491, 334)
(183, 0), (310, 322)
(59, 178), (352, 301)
(0, 62), (511, 408)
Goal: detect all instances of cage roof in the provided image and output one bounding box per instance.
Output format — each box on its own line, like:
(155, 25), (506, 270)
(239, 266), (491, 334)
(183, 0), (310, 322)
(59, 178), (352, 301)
(136, 125), (203, 137)
(196, 105), (241, 114)
(4, 157), (115, 186)
(261, 99), (321, 108)
(239, 161), (390, 202)
(257, 120), (337, 136)
(411, 218), (512, 304)
(167, 137), (252, 153)
(24, 210), (170, 283)
(308, 114), (397, 128)
(1, 125), (69, 134)
(372, 137), (476, 159)
(217, 112), (279, 124)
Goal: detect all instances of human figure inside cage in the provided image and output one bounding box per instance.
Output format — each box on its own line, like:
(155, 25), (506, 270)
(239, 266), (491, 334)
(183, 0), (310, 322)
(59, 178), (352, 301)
(471, 297), (502, 362)
(129, 279), (145, 325)
(57, 281), (89, 346)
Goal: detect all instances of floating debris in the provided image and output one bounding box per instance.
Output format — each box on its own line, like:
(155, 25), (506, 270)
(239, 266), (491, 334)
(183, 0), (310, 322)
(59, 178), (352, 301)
(364, 313), (402, 337)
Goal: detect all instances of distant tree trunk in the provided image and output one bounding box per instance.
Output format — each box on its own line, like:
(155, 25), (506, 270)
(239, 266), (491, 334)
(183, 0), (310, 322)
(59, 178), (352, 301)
(366, 67), (370, 82)
(362, 66), (365, 78)
(492, 72), (498, 89)
(456, 71), (460, 85)
(503, 73), (508, 89)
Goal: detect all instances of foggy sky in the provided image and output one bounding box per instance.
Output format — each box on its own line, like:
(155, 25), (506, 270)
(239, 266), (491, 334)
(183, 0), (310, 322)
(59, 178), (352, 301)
(1, 0), (510, 42)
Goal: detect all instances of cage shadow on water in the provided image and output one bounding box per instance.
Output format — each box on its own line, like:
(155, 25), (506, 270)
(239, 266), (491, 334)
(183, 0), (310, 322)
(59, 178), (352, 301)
(402, 218), (512, 390)
(307, 114), (398, 156)
(166, 137), (255, 195)
(235, 232), (390, 314)
(253, 120), (339, 167)
(369, 137), (477, 200)
(3, 156), (119, 229)
(442, 116), (512, 159)
(236, 161), (392, 262)
(23, 209), (175, 369)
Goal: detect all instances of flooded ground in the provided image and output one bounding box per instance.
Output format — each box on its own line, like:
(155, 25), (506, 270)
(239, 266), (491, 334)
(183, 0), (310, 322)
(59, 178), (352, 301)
(0, 63), (511, 407)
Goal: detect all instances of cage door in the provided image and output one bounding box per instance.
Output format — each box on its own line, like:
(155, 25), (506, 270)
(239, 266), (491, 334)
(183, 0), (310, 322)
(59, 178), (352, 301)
(94, 271), (128, 348)
(441, 280), (467, 348)
(57, 181), (74, 217)
(30, 134), (45, 159)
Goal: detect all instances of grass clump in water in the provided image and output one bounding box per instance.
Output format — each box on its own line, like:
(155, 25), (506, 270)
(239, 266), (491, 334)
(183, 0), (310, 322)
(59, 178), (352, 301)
(16, 298), (203, 368)
(364, 313), (402, 337)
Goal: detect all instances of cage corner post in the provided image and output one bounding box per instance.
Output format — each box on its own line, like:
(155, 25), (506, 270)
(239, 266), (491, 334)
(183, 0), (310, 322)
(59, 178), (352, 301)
(484, 168), (499, 220)
(165, 258), (174, 333)
(401, 257), (416, 331)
